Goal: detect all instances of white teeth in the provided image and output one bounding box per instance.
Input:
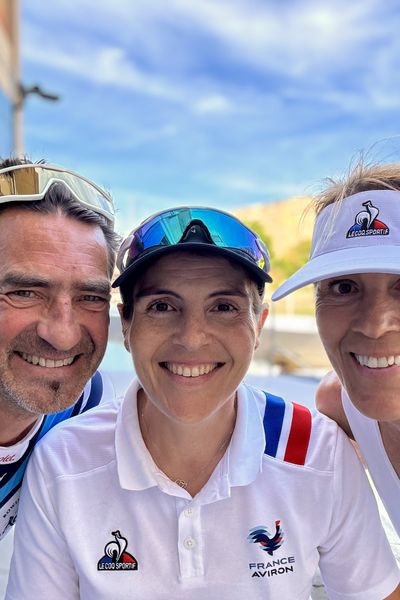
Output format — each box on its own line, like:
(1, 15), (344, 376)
(165, 363), (218, 377)
(19, 353), (74, 368)
(355, 354), (400, 369)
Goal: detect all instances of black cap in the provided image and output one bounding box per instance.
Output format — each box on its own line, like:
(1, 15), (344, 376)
(113, 220), (272, 289)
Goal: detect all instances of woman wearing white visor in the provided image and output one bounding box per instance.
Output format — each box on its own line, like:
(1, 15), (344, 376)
(272, 161), (400, 537)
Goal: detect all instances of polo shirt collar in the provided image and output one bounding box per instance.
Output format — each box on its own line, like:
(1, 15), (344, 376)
(115, 379), (265, 497)
(115, 379), (157, 491)
(228, 384), (265, 487)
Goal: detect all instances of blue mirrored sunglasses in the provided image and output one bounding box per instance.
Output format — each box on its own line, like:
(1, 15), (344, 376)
(115, 207), (271, 285)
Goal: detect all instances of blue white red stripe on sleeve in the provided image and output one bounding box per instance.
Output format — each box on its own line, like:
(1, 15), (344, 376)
(263, 392), (312, 465)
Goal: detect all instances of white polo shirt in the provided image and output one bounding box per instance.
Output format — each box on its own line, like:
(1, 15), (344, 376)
(6, 380), (399, 600)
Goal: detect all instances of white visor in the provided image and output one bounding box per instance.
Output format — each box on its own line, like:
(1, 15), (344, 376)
(272, 190), (400, 301)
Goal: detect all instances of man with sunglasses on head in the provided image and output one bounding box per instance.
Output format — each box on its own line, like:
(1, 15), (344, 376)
(0, 157), (119, 547)
(6, 207), (400, 599)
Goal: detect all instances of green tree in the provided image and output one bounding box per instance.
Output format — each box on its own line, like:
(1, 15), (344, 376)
(242, 217), (312, 288)
(273, 238), (312, 280)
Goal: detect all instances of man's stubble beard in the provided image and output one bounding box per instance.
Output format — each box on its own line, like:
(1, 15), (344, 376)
(0, 370), (81, 418)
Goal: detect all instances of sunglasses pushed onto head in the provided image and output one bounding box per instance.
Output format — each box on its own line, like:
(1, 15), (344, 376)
(0, 163), (115, 224)
(113, 206), (272, 288)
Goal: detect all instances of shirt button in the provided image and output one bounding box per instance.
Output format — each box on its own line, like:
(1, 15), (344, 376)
(184, 536), (196, 549)
(184, 507), (193, 517)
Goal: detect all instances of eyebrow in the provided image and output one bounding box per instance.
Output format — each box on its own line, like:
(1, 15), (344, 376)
(208, 289), (248, 298)
(135, 288), (181, 299)
(80, 281), (111, 295)
(0, 273), (111, 295)
(1, 273), (50, 289)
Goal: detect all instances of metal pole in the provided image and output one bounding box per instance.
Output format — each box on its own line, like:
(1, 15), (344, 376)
(10, 0), (22, 156)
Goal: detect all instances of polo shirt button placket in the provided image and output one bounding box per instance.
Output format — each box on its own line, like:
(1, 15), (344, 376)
(183, 536), (195, 550)
(177, 503), (204, 579)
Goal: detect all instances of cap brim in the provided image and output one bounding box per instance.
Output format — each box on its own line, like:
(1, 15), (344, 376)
(113, 243), (272, 289)
(272, 245), (400, 301)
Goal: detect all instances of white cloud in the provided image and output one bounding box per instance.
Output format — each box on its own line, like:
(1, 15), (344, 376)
(23, 37), (185, 102)
(109, 0), (389, 78)
(25, 0), (399, 75)
(23, 23), (237, 114)
(24, 0), (400, 117)
(192, 94), (234, 115)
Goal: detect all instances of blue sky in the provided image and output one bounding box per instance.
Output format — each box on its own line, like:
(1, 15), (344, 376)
(21, 0), (400, 235)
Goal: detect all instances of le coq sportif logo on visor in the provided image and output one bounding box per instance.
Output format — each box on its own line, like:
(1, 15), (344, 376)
(346, 200), (389, 239)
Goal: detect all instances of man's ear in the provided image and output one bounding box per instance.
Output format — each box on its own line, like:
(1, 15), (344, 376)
(255, 304), (269, 350)
(117, 303), (130, 352)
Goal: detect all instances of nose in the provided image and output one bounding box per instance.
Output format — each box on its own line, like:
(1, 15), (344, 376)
(173, 310), (209, 351)
(351, 292), (400, 339)
(36, 297), (82, 351)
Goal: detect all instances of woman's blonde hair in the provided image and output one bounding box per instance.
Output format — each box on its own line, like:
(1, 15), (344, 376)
(313, 161), (400, 215)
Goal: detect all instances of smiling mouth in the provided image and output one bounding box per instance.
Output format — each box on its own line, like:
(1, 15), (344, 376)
(353, 353), (400, 369)
(17, 352), (77, 368)
(160, 362), (223, 378)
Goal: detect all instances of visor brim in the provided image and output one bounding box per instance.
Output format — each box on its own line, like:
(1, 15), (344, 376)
(272, 245), (400, 301)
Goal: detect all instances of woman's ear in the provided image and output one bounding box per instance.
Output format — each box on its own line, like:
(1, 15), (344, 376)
(255, 304), (269, 350)
(118, 303), (130, 352)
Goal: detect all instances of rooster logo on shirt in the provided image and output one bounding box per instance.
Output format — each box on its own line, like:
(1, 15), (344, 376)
(247, 520), (284, 556)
